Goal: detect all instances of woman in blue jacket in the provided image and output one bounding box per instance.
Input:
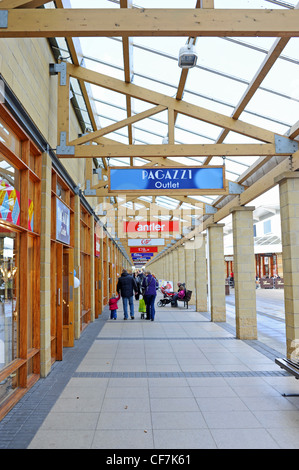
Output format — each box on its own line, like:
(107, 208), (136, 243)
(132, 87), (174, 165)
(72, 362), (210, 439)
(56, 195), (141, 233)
(142, 270), (158, 321)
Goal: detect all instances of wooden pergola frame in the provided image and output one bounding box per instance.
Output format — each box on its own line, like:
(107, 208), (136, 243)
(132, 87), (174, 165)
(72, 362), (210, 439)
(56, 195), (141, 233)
(1, 7), (299, 38)
(1, 0), (299, 257)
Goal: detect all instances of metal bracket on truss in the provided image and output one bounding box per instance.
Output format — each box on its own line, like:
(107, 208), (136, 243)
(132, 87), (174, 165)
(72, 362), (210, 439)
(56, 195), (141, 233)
(275, 134), (299, 154)
(96, 210), (107, 217)
(93, 168), (102, 180)
(49, 62), (67, 86)
(0, 11), (8, 29)
(205, 204), (217, 214)
(228, 182), (245, 194)
(56, 131), (75, 156)
(84, 179), (96, 196)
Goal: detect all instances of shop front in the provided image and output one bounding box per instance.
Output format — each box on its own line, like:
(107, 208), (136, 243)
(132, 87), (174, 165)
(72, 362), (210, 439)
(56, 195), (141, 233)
(0, 104), (41, 419)
(94, 222), (102, 318)
(50, 171), (75, 361)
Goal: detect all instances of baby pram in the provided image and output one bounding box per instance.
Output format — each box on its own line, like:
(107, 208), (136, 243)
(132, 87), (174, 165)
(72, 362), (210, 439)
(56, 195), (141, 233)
(157, 286), (175, 307)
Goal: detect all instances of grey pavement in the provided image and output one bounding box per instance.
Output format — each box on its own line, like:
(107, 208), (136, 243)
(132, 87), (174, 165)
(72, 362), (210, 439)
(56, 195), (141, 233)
(1, 289), (299, 449)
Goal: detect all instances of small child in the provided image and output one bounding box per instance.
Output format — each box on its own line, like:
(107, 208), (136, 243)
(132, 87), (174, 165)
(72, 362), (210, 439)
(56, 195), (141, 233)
(139, 296), (147, 319)
(109, 293), (120, 320)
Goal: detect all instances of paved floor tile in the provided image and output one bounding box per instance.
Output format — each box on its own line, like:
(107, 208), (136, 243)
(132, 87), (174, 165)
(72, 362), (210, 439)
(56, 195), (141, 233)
(2, 290), (299, 449)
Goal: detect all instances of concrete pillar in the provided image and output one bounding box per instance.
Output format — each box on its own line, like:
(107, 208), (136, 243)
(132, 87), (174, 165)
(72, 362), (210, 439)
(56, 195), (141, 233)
(162, 255), (167, 280)
(165, 254), (170, 281)
(195, 234), (208, 312)
(40, 152), (52, 377)
(173, 249), (179, 288)
(184, 242), (196, 305)
(177, 245), (186, 285)
(168, 250), (174, 283)
(207, 223), (226, 322)
(230, 206), (257, 339)
(158, 258), (163, 281)
(275, 172), (299, 359)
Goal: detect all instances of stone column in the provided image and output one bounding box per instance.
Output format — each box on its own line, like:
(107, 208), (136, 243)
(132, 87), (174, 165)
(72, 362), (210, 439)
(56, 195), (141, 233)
(207, 223), (226, 322)
(162, 255), (167, 280)
(230, 206), (257, 339)
(184, 241), (196, 305)
(40, 152), (52, 377)
(195, 233), (208, 311)
(168, 250), (174, 283)
(172, 249), (179, 289)
(177, 245), (186, 285)
(275, 172), (299, 359)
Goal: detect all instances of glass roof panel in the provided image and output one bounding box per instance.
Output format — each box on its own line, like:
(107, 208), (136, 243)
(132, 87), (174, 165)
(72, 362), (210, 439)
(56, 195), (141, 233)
(194, 37), (270, 82)
(243, 89), (298, 128)
(45, 0), (299, 255)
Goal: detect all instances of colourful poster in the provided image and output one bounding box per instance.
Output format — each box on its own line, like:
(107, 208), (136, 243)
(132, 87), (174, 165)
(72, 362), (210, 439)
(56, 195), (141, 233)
(28, 199), (34, 231)
(95, 233), (100, 257)
(0, 180), (20, 226)
(56, 197), (70, 244)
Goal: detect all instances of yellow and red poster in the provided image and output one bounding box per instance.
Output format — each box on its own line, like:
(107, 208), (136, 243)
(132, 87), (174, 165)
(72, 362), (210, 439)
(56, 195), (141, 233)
(0, 180), (20, 226)
(28, 199), (34, 231)
(0, 180), (34, 230)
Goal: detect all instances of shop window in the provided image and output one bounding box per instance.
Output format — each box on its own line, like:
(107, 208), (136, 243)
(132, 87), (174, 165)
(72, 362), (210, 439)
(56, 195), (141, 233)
(80, 206), (91, 330)
(56, 181), (66, 203)
(0, 104), (41, 420)
(0, 231), (19, 407)
(0, 117), (21, 158)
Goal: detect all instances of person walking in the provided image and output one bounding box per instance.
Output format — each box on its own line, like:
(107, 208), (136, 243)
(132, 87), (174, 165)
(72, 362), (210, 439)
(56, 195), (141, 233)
(142, 270), (158, 321)
(117, 269), (138, 320)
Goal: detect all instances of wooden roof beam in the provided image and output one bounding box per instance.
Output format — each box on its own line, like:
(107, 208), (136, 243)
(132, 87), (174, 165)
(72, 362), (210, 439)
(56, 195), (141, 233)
(120, 0), (134, 163)
(0, 0), (48, 7)
(1, 9), (299, 38)
(69, 105), (166, 146)
(69, 143), (285, 159)
(66, 63), (276, 143)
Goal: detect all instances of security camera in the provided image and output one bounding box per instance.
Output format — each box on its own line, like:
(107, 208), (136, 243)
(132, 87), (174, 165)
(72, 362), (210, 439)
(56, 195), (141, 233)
(178, 43), (198, 69)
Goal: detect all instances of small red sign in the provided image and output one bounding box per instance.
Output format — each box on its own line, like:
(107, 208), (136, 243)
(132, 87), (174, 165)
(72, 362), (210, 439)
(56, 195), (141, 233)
(124, 221), (179, 233)
(94, 233), (100, 257)
(130, 246), (158, 253)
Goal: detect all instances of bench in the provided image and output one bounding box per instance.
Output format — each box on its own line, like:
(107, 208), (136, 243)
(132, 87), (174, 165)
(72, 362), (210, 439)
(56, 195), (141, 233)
(177, 290), (192, 309)
(275, 357), (299, 396)
(275, 358), (299, 379)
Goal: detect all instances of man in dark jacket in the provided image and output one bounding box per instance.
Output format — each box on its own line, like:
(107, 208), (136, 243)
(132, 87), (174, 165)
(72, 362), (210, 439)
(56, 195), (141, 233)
(117, 269), (138, 320)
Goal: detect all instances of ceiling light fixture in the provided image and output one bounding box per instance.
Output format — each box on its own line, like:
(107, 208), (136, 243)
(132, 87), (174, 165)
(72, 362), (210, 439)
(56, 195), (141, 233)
(178, 39), (198, 69)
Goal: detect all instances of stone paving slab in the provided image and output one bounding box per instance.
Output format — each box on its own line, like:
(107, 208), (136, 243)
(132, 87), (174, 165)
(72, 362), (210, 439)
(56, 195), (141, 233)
(1, 292), (299, 449)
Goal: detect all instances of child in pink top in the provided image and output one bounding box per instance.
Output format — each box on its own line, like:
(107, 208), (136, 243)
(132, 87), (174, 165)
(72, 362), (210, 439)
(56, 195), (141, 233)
(109, 293), (120, 320)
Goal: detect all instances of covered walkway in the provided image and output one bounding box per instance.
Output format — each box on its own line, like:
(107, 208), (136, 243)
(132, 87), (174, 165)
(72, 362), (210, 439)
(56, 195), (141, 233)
(1, 291), (299, 450)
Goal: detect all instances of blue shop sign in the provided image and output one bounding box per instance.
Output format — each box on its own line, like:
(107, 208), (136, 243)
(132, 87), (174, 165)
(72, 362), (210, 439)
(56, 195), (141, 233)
(131, 253), (154, 257)
(109, 166), (225, 192)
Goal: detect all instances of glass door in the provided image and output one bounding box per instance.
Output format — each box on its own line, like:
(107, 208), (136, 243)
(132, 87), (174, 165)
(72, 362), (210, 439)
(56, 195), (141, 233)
(0, 231), (19, 405)
(63, 247), (74, 348)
